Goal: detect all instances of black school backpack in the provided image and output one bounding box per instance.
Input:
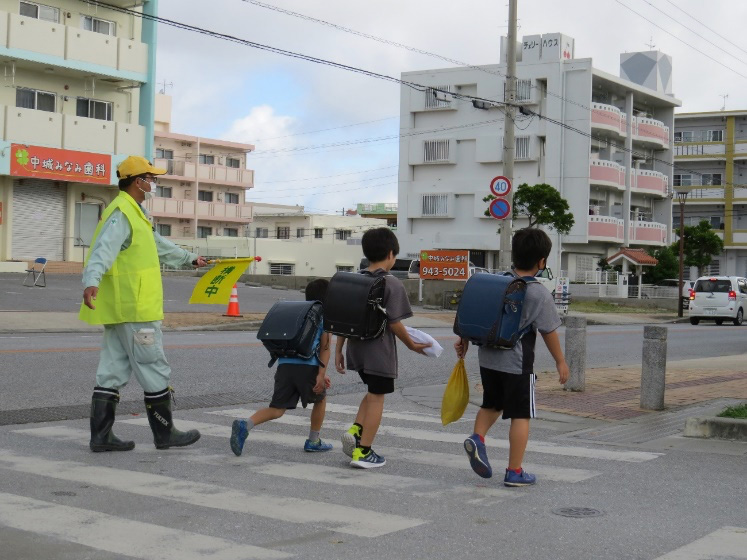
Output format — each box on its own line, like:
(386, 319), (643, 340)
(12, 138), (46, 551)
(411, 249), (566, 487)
(257, 300), (324, 367)
(323, 271), (388, 339)
(453, 272), (538, 349)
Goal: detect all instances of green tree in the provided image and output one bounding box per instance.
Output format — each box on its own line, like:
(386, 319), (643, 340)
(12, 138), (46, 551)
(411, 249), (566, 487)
(642, 246), (678, 284)
(484, 183), (575, 234)
(680, 220), (724, 275)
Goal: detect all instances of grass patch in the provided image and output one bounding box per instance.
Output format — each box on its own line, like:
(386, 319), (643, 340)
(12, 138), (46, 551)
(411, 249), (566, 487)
(717, 403), (747, 419)
(569, 301), (671, 314)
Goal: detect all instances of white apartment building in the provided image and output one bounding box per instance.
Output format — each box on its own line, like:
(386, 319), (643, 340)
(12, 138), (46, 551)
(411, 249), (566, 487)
(673, 110), (747, 277)
(0, 0), (157, 271)
(397, 34), (681, 280)
(144, 94), (255, 240)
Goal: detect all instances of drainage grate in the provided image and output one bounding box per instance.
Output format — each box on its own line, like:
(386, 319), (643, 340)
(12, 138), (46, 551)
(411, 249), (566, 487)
(552, 507), (604, 518)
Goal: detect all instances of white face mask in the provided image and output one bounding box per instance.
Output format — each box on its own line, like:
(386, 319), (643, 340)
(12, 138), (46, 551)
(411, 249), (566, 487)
(139, 179), (157, 200)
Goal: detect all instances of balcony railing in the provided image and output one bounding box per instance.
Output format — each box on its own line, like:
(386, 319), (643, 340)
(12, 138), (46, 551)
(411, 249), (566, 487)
(145, 197), (253, 222)
(197, 164), (254, 186)
(674, 144), (725, 157)
(4, 11), (147, 78)
(630, 220), (667, 245)
(633, 169), (669, 197)
(591, 103), (626, 136)
(197, 201), (253, 221)
(634, 117), (670, 148)
(588, 215), (624, 242)
(590, 159), (625, 190)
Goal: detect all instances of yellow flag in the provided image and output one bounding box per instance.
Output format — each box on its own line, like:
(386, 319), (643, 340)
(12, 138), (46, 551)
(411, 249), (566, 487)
(189, 258), (255, 304)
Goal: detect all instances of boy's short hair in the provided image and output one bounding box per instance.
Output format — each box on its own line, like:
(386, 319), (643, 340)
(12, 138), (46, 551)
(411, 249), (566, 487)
(512, 228), (552, 270)
(361, 227), (399, 263)
(305, 278), (329, 302)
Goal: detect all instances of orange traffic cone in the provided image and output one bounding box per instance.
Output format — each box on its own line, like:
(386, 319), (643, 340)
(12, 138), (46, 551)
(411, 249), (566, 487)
(223, 284), (243, 318)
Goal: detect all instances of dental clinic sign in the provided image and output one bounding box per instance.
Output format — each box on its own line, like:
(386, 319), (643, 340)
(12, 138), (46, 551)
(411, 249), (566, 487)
(11, 144), (112, 185)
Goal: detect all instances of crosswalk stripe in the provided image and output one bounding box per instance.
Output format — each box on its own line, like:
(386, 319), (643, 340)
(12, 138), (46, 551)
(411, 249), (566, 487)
(652, 526), (747, 559)
(13, 426), (517, 504)
(0, 492), (290, 560)
(0, 449), (426, 537)
(112, 419), (601, 483)
(206, 408), (662, 463)
(257, 403), (464, 425)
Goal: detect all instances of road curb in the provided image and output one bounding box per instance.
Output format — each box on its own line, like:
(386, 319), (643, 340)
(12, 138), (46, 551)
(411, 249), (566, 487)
(683, 416), (747, 441)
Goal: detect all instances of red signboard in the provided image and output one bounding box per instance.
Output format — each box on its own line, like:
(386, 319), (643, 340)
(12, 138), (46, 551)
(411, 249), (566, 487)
(11, 144), (112, 185)
(419, 249), (469, 280)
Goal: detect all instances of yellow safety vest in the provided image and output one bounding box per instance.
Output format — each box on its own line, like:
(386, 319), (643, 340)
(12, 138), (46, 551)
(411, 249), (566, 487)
(79, 191), (163, 325)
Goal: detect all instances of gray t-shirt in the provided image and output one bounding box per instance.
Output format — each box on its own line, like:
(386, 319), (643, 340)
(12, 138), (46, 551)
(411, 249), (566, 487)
(346, 268), (413, 379)
(478, 281), (561, 375)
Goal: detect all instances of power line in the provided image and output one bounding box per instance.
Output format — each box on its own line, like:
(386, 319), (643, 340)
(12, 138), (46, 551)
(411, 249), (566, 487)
(246, 115), (398, 142)
(259, 165), (397, 183)
(662, 0), (747, 58)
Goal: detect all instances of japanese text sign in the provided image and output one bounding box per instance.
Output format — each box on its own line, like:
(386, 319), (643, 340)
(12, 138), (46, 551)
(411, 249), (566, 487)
(419, 250), (469, 281)
(11, 144), (112, 185)
(189, 258), (255, 304)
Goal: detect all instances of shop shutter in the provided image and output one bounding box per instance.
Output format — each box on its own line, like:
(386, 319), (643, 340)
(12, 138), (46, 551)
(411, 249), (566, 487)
(12, 179), (67, 261)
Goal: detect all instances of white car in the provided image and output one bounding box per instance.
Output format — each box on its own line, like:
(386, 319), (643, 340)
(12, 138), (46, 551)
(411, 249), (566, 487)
(688, 276), (747, 326)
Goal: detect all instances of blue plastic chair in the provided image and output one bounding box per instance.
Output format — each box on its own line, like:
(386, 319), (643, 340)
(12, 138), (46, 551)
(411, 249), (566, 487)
(23, 257), (47, 287)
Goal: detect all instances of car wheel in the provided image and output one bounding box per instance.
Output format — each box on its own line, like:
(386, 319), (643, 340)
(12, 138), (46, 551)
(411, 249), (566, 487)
(690, 318), (700, 325)
(734, 308), (744, 326)
(715, 319), (724, 325)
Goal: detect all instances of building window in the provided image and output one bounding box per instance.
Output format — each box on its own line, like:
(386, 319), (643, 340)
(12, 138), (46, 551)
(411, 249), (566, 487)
(224, 228), (238, 237)
(706, 130), (723, 142)
(515, 79), (532, 102)
(156, 148), (174, 160)
(336, 265), (354, 272)
(198, 154), (215, 165)
(424, 139), (450, 162)
(277, 226), (290, 239)
(226, 157), (241, 168)
(707, 260), (720, 275)
(296, 228), (305, 238)
(156, 186), (172, 198)
(421, 194), (448, 217)
(255, 227), (268, 238)
(314, 228), (324, 239)
(673, 174), (693, 187)
(74, 202), (101, 246)
(270, 263), (294, 275)
(674, 131), (694, 143)
(424, 85), (453, 109)
(197, 226), (212, 238)
(16, 87), (55, 112)
(225, 192), (239, 204)
(701, 173), (722, 186)
(76, 97), (113, 121)
(20, 1), (59, 23)
(198, 190), (213, 202)
(156, 223), (171, 236)
(81, 15), (115, 35)
(515, 136), (531, 159)
(336, 229), (351, 241)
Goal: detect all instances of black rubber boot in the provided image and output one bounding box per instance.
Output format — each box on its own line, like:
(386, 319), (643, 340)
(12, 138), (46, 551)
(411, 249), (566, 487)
(144, 388), (200, 449)
(90, 387), (135, 452)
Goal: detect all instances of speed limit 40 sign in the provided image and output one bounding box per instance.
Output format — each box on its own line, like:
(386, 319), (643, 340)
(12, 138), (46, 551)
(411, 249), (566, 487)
(490, 175), (512, 197)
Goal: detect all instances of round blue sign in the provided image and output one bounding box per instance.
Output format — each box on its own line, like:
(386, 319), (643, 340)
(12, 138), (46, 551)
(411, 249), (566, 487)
(489, 198), (511, 220)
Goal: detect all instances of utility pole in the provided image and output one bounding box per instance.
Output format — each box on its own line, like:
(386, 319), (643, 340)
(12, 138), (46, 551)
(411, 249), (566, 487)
(676, 190), (688, 318)
(498, 0), (518, 271)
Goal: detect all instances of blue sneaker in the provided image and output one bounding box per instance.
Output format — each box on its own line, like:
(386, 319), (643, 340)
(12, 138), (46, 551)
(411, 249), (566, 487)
(350, 448), (386, 469)
(304, 439), (333, 452)
(463, 434), (492, 479)
(230, 420), (248, 457)
(504, 468), (537, 487)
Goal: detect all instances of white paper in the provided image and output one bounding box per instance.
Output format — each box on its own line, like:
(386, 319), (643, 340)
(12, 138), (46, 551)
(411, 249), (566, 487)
(405, 326), (443, 358)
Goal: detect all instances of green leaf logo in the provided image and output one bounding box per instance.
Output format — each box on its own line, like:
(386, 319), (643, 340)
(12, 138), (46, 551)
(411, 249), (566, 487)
(15, 149), (29, 166)
(420, 251), (429, 260)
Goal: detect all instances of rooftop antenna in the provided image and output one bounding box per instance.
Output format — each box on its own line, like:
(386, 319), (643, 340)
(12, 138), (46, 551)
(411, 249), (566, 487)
(645, 36), (656, 50)
(720, 93), (729, 111)
(158, 80), (173, 95)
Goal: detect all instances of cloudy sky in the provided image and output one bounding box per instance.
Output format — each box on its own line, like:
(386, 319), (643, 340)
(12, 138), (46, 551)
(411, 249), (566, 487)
(155, 0), (747, 214)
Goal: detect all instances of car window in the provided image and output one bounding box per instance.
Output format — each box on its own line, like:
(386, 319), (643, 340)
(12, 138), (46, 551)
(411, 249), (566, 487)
(694, 279), (732, 293)
(739, 279), (747, 294)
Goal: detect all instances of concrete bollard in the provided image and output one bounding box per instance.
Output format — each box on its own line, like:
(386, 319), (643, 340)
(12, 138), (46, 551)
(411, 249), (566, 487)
(564, 316), (587, 392)
(640, 325), (668, 410)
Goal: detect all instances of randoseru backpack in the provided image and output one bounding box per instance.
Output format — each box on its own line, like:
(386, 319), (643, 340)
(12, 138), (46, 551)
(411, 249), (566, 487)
(257, 300), (324, 367)
(453, 272), (538, 349)
(323, 271), (387, 339)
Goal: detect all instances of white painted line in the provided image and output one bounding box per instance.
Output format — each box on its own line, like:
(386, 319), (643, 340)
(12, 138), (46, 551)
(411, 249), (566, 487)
(0, 449), (426, 538)
(113, 419), (600, 483)
(206, 409), (661, 463)
(13, 426), (516, 504)
(0, 492), (290, 560)
(653, 527), (747, 559)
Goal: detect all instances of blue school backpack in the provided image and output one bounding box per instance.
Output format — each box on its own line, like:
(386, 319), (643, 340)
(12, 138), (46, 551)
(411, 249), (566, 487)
(453, 272), (538, 349)
(257, 300), (324, 367)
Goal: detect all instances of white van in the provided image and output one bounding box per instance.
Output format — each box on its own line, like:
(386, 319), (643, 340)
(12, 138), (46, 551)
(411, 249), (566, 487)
(688, 276), (747, 326)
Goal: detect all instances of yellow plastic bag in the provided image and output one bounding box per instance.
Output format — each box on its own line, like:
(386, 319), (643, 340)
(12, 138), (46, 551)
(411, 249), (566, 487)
(441, 359), (469, 426)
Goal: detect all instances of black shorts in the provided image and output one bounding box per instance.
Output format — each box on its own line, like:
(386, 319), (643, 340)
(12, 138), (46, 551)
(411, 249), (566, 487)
(479, 366), (536, 419)
(269, 364), (325, 409)
(358, 371), (395, 395)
